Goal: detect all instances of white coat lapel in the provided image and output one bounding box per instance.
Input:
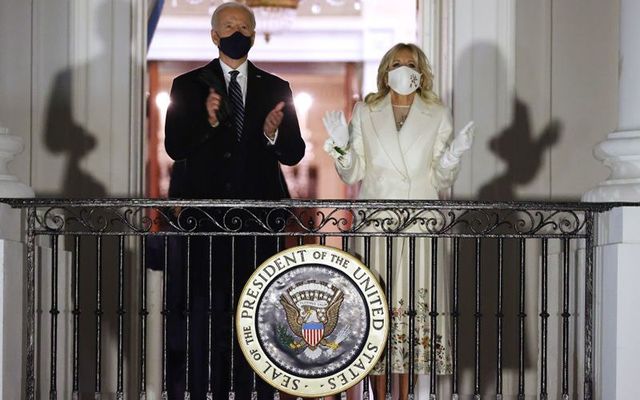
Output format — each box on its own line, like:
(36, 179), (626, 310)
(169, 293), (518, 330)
(398, 97), (433, 154)
(367, 95), (409, 179)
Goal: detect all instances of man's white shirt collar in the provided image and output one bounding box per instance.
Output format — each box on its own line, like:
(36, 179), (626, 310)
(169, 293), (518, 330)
(220, 60), (249, 87)
(219, 59), (248, 103)
(219, 59), (248, 81)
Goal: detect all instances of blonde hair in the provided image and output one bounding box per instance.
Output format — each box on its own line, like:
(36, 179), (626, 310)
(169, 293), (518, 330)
(364, 43), (440, 106)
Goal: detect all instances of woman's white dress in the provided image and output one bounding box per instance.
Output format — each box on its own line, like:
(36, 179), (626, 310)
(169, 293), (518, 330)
(326, 94), (459, 375)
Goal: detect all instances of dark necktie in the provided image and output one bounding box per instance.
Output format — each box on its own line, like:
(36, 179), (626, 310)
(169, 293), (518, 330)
(228, 70), (244, 142)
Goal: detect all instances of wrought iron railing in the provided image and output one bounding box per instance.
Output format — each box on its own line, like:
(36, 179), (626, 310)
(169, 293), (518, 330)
(1, 198), (616, 399)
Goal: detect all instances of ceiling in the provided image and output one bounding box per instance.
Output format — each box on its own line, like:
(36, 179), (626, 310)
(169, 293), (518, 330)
(163, 0), (362, 17)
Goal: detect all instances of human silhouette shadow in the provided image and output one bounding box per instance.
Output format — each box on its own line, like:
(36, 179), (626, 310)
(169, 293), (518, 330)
(450, 42), (562, 399)
(478, 98), (561, 200)
(43, 69), (106, 198)
(43, 65), (106, 198)
(38, 1), (132, 398)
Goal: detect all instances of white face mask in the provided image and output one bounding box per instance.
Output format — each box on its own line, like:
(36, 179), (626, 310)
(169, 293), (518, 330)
(387, 66), (421, 95)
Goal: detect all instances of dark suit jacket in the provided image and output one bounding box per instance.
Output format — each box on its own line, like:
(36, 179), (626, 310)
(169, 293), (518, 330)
(163, 61), (302, 400)
(165, 59), (305, 200)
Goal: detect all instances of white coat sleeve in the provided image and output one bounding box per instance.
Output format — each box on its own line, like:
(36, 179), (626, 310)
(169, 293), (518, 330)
(430, 109), (459, 190)
(324, 102), (367, 185)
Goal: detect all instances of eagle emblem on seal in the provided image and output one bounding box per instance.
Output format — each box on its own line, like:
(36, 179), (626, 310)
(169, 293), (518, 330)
(279, 280), (345, 356)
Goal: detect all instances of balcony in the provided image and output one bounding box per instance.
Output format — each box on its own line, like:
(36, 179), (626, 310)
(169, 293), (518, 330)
(1, 198), (635, 399)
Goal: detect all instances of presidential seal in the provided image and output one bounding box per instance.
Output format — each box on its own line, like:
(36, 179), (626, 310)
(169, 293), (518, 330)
(236, 245), (389, 397)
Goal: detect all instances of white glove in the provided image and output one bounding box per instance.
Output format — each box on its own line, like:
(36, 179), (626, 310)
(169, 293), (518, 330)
(440, 121), (475, 169)
(322, 110), (349, 148)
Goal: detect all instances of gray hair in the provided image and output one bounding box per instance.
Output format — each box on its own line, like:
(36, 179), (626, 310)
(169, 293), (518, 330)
(211, 2), (256, 30)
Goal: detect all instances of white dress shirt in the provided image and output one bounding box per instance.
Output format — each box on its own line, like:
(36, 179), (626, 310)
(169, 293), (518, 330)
(219, 59), (248, 104)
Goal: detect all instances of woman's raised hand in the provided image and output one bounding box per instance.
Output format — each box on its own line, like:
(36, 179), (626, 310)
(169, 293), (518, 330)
(322, 110), (349, 148)
(450, 121), (475, 157)
(440, 121), (475, 169)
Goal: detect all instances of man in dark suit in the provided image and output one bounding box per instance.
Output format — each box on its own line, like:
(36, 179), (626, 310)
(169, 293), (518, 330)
(164, 3), (305, 399)
(165, 7), (304, 200)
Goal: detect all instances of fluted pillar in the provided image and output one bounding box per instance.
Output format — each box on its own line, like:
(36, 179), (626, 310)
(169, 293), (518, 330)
(583, 0), (640, 201)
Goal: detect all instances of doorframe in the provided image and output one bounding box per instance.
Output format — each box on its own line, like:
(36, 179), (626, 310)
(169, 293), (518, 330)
(418, 0), (455, 108)
(130, 0), (148, 197)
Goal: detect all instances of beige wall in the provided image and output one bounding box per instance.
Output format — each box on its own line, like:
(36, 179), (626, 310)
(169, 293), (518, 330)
(0, 1), (145, 398)
(0, 0), (144, 198)
(446, 1), (619, 398)
(452, 0), (618, 201)
(518, 0), (618, 200)
(1, 1), (619, 199)
(0, 0), (33, 188)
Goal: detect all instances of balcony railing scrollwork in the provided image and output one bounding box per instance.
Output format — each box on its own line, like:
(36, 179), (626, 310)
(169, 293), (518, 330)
(0, 198), (619, 400)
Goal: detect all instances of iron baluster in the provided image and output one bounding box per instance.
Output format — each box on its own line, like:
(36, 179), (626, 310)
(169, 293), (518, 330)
(562, 238), (571, 399)
(452, 237), (460, 400)
(540, 238), (549, 400)
(49, 235), (59, 400)
(95, 235), (103, 398)
(385, 236), (393, 400)
(139, 236), (147, 399)
(72, 235), (81, 400)
(517, 239), (526, 400)
(474, 237), (482, 400)
(429, 237), (438, 398)
(496, 238), (504, 400)
(117, 235), (126, 399)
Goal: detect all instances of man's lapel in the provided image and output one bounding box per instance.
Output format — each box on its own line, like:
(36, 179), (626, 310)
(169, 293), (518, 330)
(200, 59), (233, 128)
(200, 59), (226, 94)
(242, 61), (264, 142)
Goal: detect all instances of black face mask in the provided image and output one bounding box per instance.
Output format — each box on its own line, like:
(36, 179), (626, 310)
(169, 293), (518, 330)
(218, 31), (252, 60)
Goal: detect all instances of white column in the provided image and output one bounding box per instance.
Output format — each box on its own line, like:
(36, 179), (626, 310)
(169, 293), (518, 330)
(582, 3), (640, 396)
(0, 124), (34, 399)
(583, 0), (640, 201)
(595, 207), (640, 400)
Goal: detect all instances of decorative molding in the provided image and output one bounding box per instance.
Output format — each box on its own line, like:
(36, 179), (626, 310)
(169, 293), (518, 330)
(583, 131), (640, 202)
(18, 201), (594, 238)
(0, 127), (34, 198)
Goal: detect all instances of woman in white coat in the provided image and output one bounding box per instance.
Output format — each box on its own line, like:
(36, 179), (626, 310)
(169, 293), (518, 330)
(323, 43), (474, 399)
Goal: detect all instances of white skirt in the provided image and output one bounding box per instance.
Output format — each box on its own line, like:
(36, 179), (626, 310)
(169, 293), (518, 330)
(352, 235), (453, 375)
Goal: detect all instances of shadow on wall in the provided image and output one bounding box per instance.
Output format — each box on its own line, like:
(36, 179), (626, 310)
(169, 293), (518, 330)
(43, 69), (106, 198)
(38, 1), (130, 398)
(451, 42), (563, 398)
(478, 98), (561, 201)
(42, 3), (108, 198)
